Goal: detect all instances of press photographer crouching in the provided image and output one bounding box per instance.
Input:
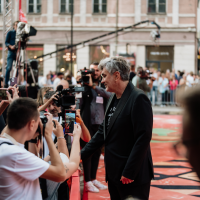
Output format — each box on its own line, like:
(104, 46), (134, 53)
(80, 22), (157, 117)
(0, 97), (82, 200)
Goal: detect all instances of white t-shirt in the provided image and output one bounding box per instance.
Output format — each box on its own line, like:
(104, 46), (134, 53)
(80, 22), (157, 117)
(159, 77), (169, 93)
(39, 77), (52, 88)
(152, 73), (158, 86)
(186, 75), (194, 87)
(0, 137), (50, 200)
(71, 77), (77, 85)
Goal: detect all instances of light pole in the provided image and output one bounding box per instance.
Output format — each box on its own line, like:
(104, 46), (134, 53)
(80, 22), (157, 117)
(115, 0), (119, 56)
(71, 0), (73, 74)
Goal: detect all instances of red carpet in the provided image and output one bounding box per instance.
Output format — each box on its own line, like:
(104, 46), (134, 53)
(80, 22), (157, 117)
(83, 115), (200, 200)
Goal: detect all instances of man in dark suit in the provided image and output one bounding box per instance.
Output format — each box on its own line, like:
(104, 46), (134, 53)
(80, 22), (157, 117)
(81, 56), (154, 200)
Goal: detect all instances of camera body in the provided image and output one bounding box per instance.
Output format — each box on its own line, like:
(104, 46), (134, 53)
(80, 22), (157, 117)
(139, 70), (154, 81)
(54, 85), (84, 108)
(77, 68), (95, 85)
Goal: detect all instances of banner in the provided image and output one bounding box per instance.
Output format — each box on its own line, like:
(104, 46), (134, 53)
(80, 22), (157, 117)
(19, 0), (27, 23)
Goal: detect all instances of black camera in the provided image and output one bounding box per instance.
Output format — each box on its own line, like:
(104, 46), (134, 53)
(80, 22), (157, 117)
(54, 85), (84, 108)
(36, 111), (48, 138)
(139, 70), (154, 81)
(78, 67), (95, 85)
(40, 110), (48, 124)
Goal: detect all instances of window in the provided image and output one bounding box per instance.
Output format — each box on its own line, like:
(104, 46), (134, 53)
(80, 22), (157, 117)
(93, 0), (107, 14)
(148, 0), (166, 14)
(26, 45), (44, 75)
(89, 45), (110, 64)
(60, 0), (73, 13)
(56, 45), (76, 75)
(0, 0), (10, 14)
(27, 0), (41, 14)
(0, 0), (2, 13)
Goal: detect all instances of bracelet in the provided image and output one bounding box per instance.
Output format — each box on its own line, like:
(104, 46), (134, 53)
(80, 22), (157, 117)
(57, 137), (65, 139)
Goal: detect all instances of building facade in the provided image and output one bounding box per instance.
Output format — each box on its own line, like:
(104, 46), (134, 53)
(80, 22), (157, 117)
(0, 0), (199, 76)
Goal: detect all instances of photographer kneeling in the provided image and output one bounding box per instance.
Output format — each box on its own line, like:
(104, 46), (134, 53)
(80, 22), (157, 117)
(0, 97), (81, 200)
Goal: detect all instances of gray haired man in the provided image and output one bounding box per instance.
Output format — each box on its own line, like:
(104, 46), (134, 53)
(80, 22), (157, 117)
(81, 56), (154, 200)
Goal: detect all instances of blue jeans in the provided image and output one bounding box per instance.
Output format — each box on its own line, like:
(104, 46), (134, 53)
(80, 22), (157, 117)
(150, 86), (158, 104)
(5, 51), (16, 86)
(170, 90), (176, 105)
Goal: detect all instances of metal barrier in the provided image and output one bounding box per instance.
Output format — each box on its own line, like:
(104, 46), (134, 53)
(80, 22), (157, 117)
(149, 88), (178, 106)
(69, 170), (80, 200)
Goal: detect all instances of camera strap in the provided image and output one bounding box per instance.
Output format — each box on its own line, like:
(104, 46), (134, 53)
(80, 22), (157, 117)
(43, 123), (46, 158)
(0, 142), (14, 146)
(2, 133), (20, 146)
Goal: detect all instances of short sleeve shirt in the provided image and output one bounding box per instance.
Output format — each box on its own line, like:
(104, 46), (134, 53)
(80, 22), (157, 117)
(0, 138), (50, 200)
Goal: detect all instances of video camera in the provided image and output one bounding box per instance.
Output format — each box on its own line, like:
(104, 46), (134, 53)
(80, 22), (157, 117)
(54, 85), (85, 108)
(15, 22), (37, 49)
(77, 67), (95, 85)
(138, 70), (155, 81)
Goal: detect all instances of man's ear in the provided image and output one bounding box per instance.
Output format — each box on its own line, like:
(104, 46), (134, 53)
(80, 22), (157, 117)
(28, 119), (35, 131)
(114, 71), (120, 81)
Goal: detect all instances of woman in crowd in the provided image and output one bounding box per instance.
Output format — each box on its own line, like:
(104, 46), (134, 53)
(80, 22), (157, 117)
(169, 74), (178, 105)
(37, 87), (53, 107)
(159, 73), (169, 106)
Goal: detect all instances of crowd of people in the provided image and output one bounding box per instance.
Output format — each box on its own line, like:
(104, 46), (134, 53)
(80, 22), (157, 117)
(2, 20), (200, 200)
(1, 55), (200, 200)
(0, 57), (155, 200)
(130, 66), (200, 107)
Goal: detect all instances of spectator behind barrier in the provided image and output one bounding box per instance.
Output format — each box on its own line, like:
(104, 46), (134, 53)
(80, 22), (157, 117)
(0, 97), (82, 200)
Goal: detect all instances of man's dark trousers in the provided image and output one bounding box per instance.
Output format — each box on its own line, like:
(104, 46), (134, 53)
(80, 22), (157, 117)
(108, 178), (151, 200)
(82, 124), (101, 182)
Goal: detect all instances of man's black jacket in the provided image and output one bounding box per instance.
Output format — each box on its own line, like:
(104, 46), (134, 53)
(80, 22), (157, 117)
(81, 82), (154, 185)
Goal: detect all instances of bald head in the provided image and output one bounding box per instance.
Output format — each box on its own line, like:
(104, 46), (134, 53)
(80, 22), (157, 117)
(57, 80), (69, 89)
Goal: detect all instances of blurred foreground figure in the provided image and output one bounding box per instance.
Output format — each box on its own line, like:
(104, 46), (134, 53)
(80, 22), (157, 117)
(176, 86), (200, 179)
(81, 56), (154, 200)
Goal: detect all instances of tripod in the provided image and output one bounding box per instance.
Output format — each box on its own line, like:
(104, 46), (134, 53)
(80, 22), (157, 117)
(13, 41), (36, 95)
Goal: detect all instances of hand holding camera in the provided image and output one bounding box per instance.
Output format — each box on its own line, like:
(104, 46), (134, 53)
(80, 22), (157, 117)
(42, 112), (53, 139)
(6, 85), (19, 104)
(50, 92), (59, 103)
(72, 123), (82, 139)
(52, 119), (64, 138)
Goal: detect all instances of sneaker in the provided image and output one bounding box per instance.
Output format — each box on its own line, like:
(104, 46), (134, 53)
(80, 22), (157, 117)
(100, 154), (104, 160)
(92, 179), (108, 190)
(85, 181), (99, 193)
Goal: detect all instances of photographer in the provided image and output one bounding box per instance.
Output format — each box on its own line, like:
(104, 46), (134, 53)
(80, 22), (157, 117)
(28, 119), (79, 200)
(0, 97), (81, 200)
(80, 62), (111, 192)
(38, 90), (90, 200)
(132, 67), (152, 95)
(5, 21), (19, 88)
(39, 91), (90, 156)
